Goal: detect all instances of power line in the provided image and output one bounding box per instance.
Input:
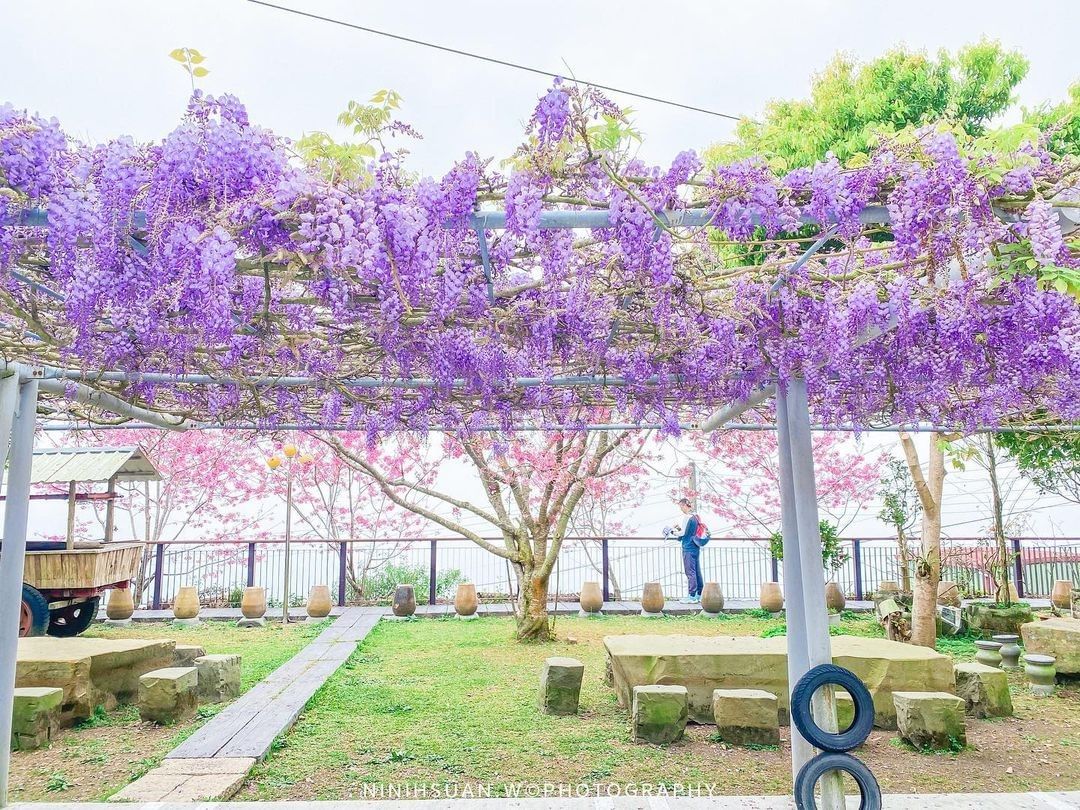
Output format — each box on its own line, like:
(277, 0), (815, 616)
(246, 0), (744, 122)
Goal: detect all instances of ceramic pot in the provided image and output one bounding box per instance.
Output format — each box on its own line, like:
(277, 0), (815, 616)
(172, 586), (200, 620)
(641, 582), (665, 614)
(825, 581), (846, 612)
(106, 587), (134, 620)
(454, 583), (478, 617)
(240, 586), (266, 619)
(306, 584), (332, 618)
(992, 633), (1021, 669)
(1051, 580), (1073, 610)
(974, 639), (1003, 668)
(392, 584), (416, 617)
(1024, 653), (1056, 696)
(759, 581), (784, 613)
(1072, 589), (1080, 620)
(937, 580), (961, 607)
(579, 581), (603, 614)
(700, 582), (724, 614)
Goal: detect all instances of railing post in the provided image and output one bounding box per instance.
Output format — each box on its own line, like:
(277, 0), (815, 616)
(246, 542), (256, 587)
(852, 539), (863, 601)
(152, 543), (165, 610)
(428, 539), (437, 605)
(338, 541), (348, 606)
(1011, 537), (1025, 598)
(770, 552), (780, 583)
(601, 537), (611, 602)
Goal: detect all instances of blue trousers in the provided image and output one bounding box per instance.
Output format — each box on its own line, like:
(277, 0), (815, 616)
(682, 545), (705, 596)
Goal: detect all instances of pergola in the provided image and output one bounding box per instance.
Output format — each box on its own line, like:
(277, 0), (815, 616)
(1, 85), (1078, 806)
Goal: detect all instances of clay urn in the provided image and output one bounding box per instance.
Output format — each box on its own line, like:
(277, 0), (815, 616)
(759, 581), (784, 612)
(106, 587), (134, 621)
(306, 584), (332, 618)
(392, 584), (416, 617)
(937, 580), (961, 607)
(825, 581), (846, 612)
(699, 582), (724, 614)
(454, 583), (479, 617)
(172, 586), (200, 620)
(579, 581), (603, 614)
(1051, 580), (1072, 610)
(641, 582), (665, 614)
(240, 586), (267, 619)
(876, 580), (900, 599)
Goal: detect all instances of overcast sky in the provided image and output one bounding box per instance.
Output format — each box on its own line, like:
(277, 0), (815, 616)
(3, 1), (1077, 175)
(7, 1), (1080, 544)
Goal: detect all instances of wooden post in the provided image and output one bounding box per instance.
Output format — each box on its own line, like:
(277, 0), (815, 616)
(65, 481), (77, 550)
(104, 475), (117, 543)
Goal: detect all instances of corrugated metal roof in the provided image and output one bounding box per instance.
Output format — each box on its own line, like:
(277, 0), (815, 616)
(30, 447), (162, 484)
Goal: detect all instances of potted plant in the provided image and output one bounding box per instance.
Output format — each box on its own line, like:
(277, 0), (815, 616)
(770, 521), (849, 611)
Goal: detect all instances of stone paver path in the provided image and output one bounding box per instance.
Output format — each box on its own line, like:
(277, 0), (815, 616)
(16, 789), (1080, 809)
(109, 607), (381, 802)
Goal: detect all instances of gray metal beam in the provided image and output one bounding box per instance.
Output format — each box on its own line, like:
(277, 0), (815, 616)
(0, 380), (39, 807)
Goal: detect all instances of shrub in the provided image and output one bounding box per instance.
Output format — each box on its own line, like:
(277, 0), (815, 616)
(350, 563), (465, 603)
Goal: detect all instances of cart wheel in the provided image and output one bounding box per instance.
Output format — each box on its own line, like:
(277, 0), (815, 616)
(47, 597), (100, 637)
(20, 584), (50, 637)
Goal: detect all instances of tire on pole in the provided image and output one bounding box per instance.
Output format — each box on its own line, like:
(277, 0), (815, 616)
(790, 664), (874, 752)
(794, 752), (882, 810)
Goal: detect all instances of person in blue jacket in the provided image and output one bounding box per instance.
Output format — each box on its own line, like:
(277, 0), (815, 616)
(676, 497), (704, 603)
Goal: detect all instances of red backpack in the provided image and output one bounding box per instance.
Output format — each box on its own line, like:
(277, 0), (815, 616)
(693, 515), (711, 547)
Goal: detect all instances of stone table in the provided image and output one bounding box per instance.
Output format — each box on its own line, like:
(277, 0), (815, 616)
(1021, 617), (1080, 674)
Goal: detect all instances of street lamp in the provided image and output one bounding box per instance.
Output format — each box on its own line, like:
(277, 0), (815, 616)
(266, 444), (313, 624)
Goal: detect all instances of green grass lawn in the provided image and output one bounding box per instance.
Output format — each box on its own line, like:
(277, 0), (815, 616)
(10, 619), (327, 802)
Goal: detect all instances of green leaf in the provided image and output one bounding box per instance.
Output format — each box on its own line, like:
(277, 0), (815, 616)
(192, 66), (209, 77)
(168, 48), (188, 62)
(187, 53), (206, 65)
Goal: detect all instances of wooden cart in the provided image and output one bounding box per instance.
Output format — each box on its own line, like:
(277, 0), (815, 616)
(16, 447), (161, 637)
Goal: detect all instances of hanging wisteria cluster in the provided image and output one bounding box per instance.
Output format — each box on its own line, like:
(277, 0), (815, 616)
(0, 85), (1078, 433)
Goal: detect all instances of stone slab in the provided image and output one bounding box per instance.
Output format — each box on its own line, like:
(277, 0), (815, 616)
(711, 688), (780, 747)
(194, 654), (242, 703)
(894, 690), (966, 751)
(955, 662), (1013, 718)
(16, 636), (176, 723)
(138, 667), (198, 725)
(539, 657), (584, 716)
(107, 757), (253, 802)
(173, 644), (206, 666)
(604, 634), (955, 729)
(632, 684), (688, 745)
(1021, 617), (1080, 674)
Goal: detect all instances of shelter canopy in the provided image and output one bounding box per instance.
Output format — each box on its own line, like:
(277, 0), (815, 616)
(29, 446), (162, 484)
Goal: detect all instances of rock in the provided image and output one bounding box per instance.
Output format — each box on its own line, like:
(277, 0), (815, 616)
(893, 691), (966, 751)
(953, 663), (1013, 718)
(835, 691), (856, 731)
(965, 603), (1034, 636)
(632, 685), (688, 745)
(138, 667), (198, 724)
(711, 689), (779, 746)
(16, 636), (176, 724)
(604, 634), (954, 729)
(173, 644), (206, 667)
(194, 654), (242, 703)
(11, 686), (63, 750)
(1021, 617), (1080, 674)
(538, 657), (584, 715)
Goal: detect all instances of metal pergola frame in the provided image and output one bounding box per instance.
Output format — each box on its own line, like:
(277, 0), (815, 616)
(1, 201), (1076, 808)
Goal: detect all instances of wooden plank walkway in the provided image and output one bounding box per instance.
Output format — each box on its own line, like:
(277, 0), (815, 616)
(167, 607), (381, 761)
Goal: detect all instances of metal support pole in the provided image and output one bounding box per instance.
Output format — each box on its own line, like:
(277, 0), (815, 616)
(338, 542), (348, 606)
(65, 481), (77, 550)
(246, 542), (257, 587)
(785, 376), (843, 809)
(282, 466), (293, 625)
(152, 544), (165, 610)
(0, 379), (39, 808)
(428, 540), (437, 606)
(601, 538), (611, 603)
(1011, 537), (1025, 599)
(853, 539), (864, 601)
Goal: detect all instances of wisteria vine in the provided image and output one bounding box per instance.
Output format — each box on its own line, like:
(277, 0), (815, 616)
(0, 85), (1078, 434)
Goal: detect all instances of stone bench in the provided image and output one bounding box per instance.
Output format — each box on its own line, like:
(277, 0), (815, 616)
(711, 688), (779, 746)
(195, 654), (242, 703)
(954, 662), (1013, 718)
(632, 685), (688, 745)
(138, 667), (198, 724)
(538, 657), (584, 716)
(893, 691), (966, 751)
(11, 686), (63, 751)
(1021, 617), (1080, 674)
(173, 644), (207, 667)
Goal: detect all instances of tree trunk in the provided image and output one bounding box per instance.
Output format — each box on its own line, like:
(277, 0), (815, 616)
(514, 562), (552, 641)
(900, 432), (944, 649)
(985, 436), (1011, 605)
(897, 526), (912, 594)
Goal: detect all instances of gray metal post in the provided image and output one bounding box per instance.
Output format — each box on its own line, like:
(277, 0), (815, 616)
(0, 374), (19, 478)
(0, 379), (39, 807)
(775, 385), (815, 773)
(785, 376), (842, 808)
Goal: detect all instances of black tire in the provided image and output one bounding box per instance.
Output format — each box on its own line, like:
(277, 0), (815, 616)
(20, 584), (50, 637)
(794, 752), (881, 810)
(47, 597), (100, 637)
(790, 664), (874, 752)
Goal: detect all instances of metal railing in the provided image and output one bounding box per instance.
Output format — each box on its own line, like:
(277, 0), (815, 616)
(135, 535), (1080, 609)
